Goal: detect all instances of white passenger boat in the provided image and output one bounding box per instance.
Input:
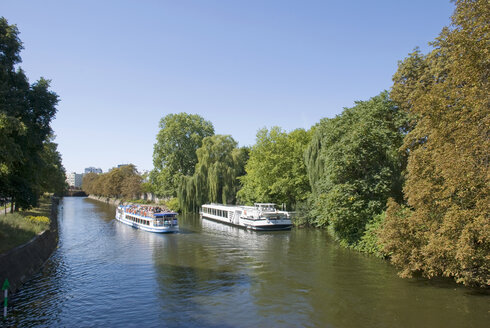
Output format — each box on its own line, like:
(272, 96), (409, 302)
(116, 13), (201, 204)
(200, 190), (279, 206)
(115, 205), (179, 233)
(200, 203), (292, 231)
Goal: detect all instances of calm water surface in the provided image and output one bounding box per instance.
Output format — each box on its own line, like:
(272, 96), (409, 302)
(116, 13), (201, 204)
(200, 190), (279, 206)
(6, 198), (489, 327)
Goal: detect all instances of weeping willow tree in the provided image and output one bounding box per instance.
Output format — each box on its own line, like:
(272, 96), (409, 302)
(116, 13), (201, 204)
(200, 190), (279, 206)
(304, 123), (325, 196)
(178, 135), (248, 213)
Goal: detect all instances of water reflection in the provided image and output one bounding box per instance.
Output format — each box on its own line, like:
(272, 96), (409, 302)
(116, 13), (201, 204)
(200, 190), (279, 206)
(6, 198), (489, 327)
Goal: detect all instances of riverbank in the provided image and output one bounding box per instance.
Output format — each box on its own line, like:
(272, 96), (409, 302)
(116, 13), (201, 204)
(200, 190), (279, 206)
(0, 197), (53, 254)
(87, 194), (171, 211)
(0, 197), (59, 303)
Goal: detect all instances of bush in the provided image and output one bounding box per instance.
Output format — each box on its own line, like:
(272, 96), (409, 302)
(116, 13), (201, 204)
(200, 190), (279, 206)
(131, 199), (151, 204)
(292, 197), (315, 227)
(26, 215), (50, 225)
(164, 197), (180, 212)
(354, 212), (386, 257)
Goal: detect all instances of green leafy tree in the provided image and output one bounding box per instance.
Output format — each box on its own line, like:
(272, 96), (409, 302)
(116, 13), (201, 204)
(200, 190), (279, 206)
(179, 135), (248, 212)
(305, 92), (408, 244)
(0, 114), (25, 195)
(7, 77), (59, 209)
(151, 113), (214, 197)
(238, 127), (311, 209)
(39, 138), (67, 195)
(380, 0), (489, 287)
(0, 17), (62, 209)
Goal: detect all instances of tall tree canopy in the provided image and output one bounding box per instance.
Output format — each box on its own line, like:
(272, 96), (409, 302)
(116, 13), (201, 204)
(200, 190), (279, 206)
(0, 17), (64, 209)
(179, 135), (248, 212)
(380, 0), (489, 287)
(238, 127), (311, 209)
(305, 92), (408, 244)
(151, 113), (214, 197)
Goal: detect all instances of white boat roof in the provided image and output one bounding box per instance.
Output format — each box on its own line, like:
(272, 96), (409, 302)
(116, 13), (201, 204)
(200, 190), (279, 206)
(202, 203), (279, 210)
(202, 203), (241, 209)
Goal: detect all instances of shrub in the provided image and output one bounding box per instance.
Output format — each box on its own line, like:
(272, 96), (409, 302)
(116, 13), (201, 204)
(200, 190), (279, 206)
(164, 197), (180, 212)
(26, 215), (50, 225)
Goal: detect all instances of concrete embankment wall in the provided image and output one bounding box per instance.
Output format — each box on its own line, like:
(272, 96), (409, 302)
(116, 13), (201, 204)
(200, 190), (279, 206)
(87, 194), (170, 208)
(88, 194), (125, 206)
(0, 197), (59, 303)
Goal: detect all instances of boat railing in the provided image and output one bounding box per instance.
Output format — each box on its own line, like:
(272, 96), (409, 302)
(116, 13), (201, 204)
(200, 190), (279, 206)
(153, 219), (178, 227)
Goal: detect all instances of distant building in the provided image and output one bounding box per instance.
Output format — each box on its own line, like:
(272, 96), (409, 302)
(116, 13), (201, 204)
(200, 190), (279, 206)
(85, 167), (102, 174)
(117, 164), (129, 168)
(66, 172), (83, 188)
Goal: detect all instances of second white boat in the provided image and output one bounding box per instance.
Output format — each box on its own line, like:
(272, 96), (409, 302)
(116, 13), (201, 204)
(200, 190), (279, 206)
(200, 203), (292, 231)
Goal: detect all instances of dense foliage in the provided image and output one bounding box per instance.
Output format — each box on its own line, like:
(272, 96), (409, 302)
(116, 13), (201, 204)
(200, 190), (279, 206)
(304, 92), (408, 244)
(0, 17), (66, 209)
(151, 113), (214, 197)
(82, 164), (142, 199)
(178, 135), (248, 212)
(237, 127), (311, 209)
(380, 0), (489, 287)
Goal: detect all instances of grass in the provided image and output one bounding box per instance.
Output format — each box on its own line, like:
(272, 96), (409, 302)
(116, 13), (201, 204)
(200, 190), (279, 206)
(0, 197), (51, 254)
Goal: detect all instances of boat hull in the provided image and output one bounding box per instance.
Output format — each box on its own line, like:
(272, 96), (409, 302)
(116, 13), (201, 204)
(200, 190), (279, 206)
(245, 224), (292, 231)
(115, 213), (179, 233)
(201, 213), (292, 231)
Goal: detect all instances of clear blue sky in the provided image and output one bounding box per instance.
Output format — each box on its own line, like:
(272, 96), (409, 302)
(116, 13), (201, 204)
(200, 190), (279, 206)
(1, 0), (454, 174)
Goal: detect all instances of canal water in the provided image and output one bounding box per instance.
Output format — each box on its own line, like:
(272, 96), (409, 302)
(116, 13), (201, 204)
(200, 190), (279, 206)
(6, 198), (489, 327)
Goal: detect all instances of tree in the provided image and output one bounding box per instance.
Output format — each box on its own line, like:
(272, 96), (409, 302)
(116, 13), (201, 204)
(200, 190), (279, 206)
(0, 114), (25, 195)
(178, 135), (248, 212)
(380, 0), (489, 287)
(82, 164), (142, 199)
(0, 17), (62, 209)
(305, 92), (408, 244)
(6, 77), (59, 209)
(82, 172), (99, 195)
(38, 138), (67, 195)
(151, 113), (214, 197)
(237, 127), (311, 209)
(121, 173), (143, 199)
(104, 164), (141, 198)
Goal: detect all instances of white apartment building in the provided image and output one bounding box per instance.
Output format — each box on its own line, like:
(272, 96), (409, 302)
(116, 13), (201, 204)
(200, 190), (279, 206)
(66, 172), (83, 188)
